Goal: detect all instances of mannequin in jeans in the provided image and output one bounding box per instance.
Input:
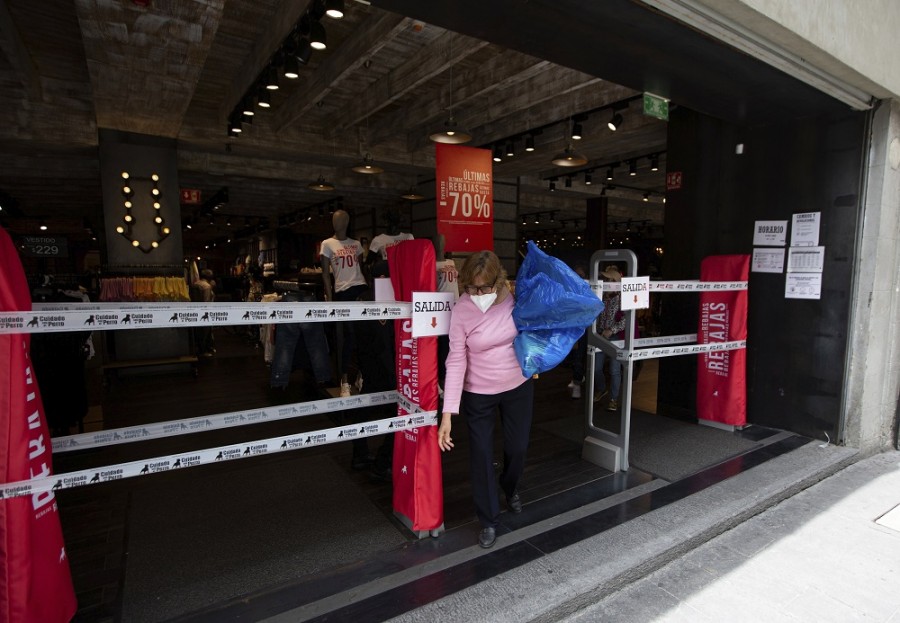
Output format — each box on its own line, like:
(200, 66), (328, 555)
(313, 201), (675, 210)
(320, 209), (367, 396)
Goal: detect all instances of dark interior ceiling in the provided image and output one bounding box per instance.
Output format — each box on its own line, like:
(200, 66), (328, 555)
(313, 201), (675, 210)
(0, 0), (844, 254)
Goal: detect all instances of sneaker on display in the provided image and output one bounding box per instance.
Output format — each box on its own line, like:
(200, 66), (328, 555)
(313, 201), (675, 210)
(340, 382), (352, 398)
(571, 385), (581, 399)
(606, 399), (618, 412)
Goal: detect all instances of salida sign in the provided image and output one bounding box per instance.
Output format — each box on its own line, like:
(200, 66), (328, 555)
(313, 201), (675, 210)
(411, 292), (455, 338)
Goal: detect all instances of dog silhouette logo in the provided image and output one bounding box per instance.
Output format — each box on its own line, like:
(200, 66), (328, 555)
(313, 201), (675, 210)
(361, 309), (367, 315)
(90, 473), (100, 483)
(269, 310), (277, 319)
(338, 431), (344, 438)
(383, 308), (389, 315)
(242, 311), (251, 320)
(243, 447), (251, 455)
(281, 440), (288, 448)
(306, 309), (313, 317)
(305, 436), (312, 444)
(172, 459), (182, 468)
(169, 313), (179, 322)
(359, 427), (365, 434)
(215, 451), (223, 460)
(27, 317), (39, 327)
(140, 465), (149, 474)
(122, 314), (131, 324)
(200, 312), (209, 321)
(329, 309), (336, 317)
(84, 315), (95, 325)
(52, 479), (62, 490)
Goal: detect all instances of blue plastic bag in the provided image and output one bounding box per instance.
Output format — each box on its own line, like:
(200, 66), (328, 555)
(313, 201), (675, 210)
(513, 241), (604, 376)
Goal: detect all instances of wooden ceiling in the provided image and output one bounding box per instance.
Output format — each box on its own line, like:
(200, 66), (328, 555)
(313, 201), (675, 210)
(0, 0), (668, 248)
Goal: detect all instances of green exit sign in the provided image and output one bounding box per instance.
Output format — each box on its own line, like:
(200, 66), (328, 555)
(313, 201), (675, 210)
(643, 93), (669, 121)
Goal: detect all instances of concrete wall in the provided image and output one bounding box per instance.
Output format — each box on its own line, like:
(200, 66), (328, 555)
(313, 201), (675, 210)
(844, 99), (900, 452)
(705, 0), (900, 99)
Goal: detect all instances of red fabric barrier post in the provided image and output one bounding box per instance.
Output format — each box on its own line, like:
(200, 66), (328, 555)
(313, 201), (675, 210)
(697, 254), (750, 427)
(0, 227), (77, 622)
(388, 240), (443, 532)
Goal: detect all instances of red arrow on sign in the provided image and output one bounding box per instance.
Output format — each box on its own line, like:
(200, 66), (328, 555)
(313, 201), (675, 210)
(431, 317), (437, 328)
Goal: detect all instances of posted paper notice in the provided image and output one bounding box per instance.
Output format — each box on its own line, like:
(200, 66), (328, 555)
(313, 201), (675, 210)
(752, 248), (785, 273)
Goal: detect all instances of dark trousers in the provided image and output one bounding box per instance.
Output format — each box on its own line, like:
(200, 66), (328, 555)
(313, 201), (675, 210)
(462, 378), (534, 528)
(334, 284), (367, 375)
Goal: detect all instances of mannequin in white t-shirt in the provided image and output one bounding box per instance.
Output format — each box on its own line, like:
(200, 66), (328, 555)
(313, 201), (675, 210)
(369, 207), (413, 262)
(320, 210), (367, 397)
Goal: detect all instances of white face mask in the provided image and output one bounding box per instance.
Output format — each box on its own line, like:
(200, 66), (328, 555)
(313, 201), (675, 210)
(470, 291), (497, 313)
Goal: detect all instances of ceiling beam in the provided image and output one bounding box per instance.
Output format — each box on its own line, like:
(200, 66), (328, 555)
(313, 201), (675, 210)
(327, 29), (489, 139)
(218, 0), (312, 125)
(273, 11), (410, 131)
(0, 1), (42, 100)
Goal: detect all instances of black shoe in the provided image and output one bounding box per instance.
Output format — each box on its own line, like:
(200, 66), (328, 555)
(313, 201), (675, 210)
(507, 492), (522, 514)
(478, 526), (496, 549)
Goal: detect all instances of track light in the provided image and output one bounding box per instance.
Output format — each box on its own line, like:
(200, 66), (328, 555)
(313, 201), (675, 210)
(493, 145), (503, 162)
(584, 172), (592, 185)
(309, 20), (327, 50)
(505, 141), (515, 157)
(534, 213), (541, 224)
(324, 0), (344, 19)
(608, 112), (623, 131)
(571, 122), (583, 141)
(643, 193), (650, 202)
(548, 180), (555, 192)
(257, 88), (271, 108)
(550, 212), (555, 222)
(283, 54), (300, 79)
(229, 116), (242, 134)
(629, 159), (637, 176)
(39, 220), (47, 231)
(241, 98), (255, 116)
(606, 167), (615, 181)
(265, 65), (279, 90)
(525, 134), (535, 152)
(521, 215), (527, 226)
(296, 38), (312, 64)
(551, 145), (587, 167)
(650, 154), (659, 171)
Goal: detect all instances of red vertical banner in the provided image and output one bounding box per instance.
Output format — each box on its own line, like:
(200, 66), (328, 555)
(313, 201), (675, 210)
(388, 240), (442, 532)
(697, 254), (750, 427)
(0, 227), (77, 622)
(435, 143), (494, 253)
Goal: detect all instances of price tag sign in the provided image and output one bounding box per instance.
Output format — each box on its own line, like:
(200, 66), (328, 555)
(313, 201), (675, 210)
(435, 144), (494, 253)
(20, 235), (68, 258)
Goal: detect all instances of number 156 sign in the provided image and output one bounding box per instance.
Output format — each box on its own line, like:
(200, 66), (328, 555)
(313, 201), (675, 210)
(435, 144), (494, 252)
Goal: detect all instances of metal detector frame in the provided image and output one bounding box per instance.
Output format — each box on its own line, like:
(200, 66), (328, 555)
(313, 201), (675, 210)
(582, 249), (638, 472)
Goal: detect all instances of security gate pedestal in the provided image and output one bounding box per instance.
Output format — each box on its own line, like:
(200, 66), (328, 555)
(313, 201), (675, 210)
(582, 436), (621, 472)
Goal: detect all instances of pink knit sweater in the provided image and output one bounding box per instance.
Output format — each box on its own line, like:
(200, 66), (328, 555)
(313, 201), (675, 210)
(442, 293), (528, 414)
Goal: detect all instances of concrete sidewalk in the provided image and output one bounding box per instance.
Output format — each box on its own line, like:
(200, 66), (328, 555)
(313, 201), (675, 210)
(391, 439), (864, 623)
(561, 449), (900, 622)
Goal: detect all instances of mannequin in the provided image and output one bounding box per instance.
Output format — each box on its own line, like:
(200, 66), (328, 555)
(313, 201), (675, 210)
(320, 209), (367, 396)
(369, 206), (413, 261)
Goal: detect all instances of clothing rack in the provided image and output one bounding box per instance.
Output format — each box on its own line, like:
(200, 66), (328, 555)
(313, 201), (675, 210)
(102, 263), (186, 276)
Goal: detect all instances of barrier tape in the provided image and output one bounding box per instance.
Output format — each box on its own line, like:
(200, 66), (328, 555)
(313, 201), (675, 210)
(1, 410), (438, 500)
(51, 391), (399, 454)
(599, 281), (747, 292)
(0, 301), (412, 335)
(620, 340), (747, 361)
(606, 333), (699, 349)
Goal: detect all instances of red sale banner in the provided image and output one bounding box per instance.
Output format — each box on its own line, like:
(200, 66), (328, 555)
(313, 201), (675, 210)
(697, 254), (749, 427)
(388, 240), (442, 532)
(435, 143), (493, 252)
(0, 226), (77, 622)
